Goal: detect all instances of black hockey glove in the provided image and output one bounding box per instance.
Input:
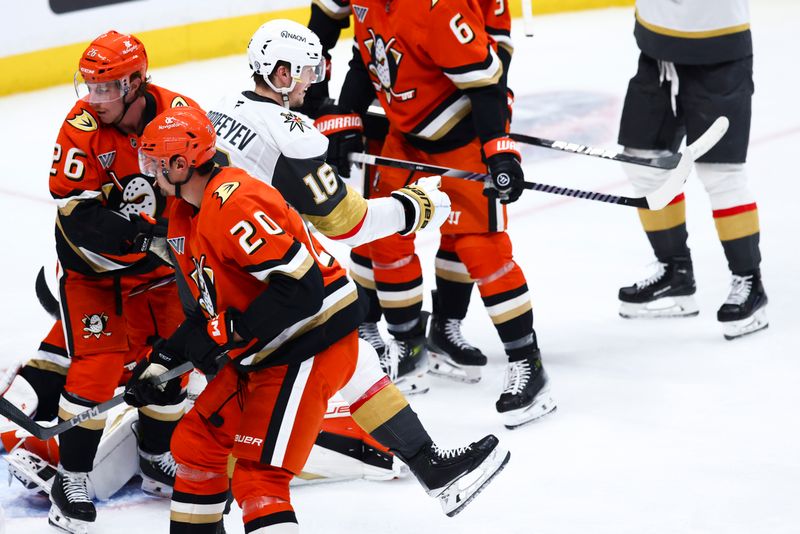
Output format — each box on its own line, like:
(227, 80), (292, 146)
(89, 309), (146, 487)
(483, 137), (525, 204)
(130, 212), (168, 253)
(314, 105), (364, 178)
(123, 341), (183, 408)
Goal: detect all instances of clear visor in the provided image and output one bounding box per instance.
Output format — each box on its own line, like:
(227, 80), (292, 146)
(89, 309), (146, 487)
(74, 72), (125, 104)
(296, 60), (326, 85)
(138, 150), (163, 178)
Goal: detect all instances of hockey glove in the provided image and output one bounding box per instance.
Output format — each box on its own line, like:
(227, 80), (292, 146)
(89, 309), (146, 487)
(391, 176), (452, 235)
(483, 137), (525, 204)
(186, 308), (246, 375)
(314, 106), (364, 178)
(130, 212), (168, 253)
(123, 341), (183, 408)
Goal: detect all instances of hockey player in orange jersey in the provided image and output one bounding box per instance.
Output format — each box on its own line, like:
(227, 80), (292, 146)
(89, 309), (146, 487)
(125, 106), (509, 532)
(307, 0), (517, 389)
(315, 0), (556, 428)
(1, 30), (201, 533)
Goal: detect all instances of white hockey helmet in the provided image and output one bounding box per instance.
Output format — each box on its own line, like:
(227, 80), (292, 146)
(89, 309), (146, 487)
(247, 19), (325, 99)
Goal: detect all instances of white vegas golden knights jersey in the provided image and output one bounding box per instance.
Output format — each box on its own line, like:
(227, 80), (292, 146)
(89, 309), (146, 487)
(634, 0), (752, 65)
(208, 90), (405, 245)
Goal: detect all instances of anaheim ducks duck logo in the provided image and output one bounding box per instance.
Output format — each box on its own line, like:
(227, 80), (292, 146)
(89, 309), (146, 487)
(190, 255), (217, 317)
(66, 109), (98, 132)
(103, 173), (164, 221)
(82, 312), (111, 338)
(363, 28), (416, 103)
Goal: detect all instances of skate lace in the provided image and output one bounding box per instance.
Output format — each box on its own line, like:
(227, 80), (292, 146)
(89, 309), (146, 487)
(358, 322), (386, 352)
(502, 360), (531, 395)
(61, 471), (91, 503)
(635, 262), (667, 290)
(724, 275), (753, 306)
(443, 319), (476, 351)
(431, 443), (471, 460)
(381, 338), (402, 381)
(155, 451), (178, 478)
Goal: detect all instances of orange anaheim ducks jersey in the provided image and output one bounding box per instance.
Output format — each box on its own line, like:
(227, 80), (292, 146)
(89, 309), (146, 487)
(52, 85), (198, 276)
(350, 0), (502, 141)
(166, 167), (365, 371)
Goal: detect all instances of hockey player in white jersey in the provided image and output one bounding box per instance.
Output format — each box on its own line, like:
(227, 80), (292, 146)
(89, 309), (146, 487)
(210, 20), (447, 249)
(199, 19), (509, 518)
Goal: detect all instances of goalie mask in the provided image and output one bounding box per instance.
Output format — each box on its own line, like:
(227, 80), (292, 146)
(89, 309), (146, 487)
(247, 19), (325, 107)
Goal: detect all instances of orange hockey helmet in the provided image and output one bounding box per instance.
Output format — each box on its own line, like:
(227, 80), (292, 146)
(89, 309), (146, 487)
(139, 107), (217, 184)
(75, 31), (148, 103)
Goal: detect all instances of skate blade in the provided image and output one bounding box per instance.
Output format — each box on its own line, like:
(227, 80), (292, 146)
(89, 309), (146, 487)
(140, 474), (173, 498)
(435, 445), (511, 517)
(619, 296), (699, 319)
(48, 505), (91, 534)
(395, 369), (430, 396)
(722, 307), (768, 340)
(428, 352), (482, 384)
(502, 391), (557, 430)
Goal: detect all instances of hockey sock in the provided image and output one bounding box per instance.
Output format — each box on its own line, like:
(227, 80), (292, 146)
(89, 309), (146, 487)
(713, 203), (761, 274)
(434, 247), (474, 320)
(638, 193), (691, 262)
(348, 249), (383, 323)
(349, 377), (431, 459)
(137, 394), (186, 454)
(234, 461), (297, 533)
(57, 391), (105, 472)
(170, 471), (229, 533)
(478, 280), (538, 361)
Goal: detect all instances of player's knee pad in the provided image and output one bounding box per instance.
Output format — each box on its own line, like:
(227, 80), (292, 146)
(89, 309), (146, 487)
(623, 147), (675, 195)
(232, 460), (292, 506)
(696, 162), (754, 210)
(338, 338), (387, 405)
(452, 232), (515, 281)
(369, 233), (416, 267)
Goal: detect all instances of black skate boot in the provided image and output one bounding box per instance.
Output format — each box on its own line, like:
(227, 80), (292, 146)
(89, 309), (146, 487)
(139, 448), (177, 497)
(618, 257), (699, 318)
(385, 312), (431, 395)
(717, 272), (769, 340)
(358, 322), (387, 360)
(49, 469), (96, 533)
(496, 350), (556, 429)
(397, 435), (510, 517)
(427, 292), (487, 384)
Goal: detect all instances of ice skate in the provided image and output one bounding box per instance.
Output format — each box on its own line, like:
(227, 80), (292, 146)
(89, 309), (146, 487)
(427, 316), (487, 384)
(496, 351), (556, 429)
(718, 273), (769, 340)
(385, 313), (431, 395)
(5, 447), (57, 495)
(138, 448), (177, 497)
(49, 469), (95, 534)
(399, 435), (510, 517)
(619, 258), (699, 318)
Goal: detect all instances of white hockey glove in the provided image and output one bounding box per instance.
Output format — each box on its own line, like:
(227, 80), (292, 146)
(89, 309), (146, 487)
(391, 175), (451, 235)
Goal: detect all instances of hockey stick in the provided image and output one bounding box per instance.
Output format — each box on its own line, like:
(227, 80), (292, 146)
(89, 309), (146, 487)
(364, 104), (684, 170)
(509, 132), (682, 169)
(0, 360), (196, 440)
(350, 116), (728, 209)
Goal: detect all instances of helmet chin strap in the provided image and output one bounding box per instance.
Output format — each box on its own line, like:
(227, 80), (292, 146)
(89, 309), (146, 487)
(264, 74), (296, 109)
(162, 161), (195, 200)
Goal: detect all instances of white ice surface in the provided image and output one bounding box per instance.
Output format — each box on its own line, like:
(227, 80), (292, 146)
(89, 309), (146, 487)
(0, 2), (798, 533)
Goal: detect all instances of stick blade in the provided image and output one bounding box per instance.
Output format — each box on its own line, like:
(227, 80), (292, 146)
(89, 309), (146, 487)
(0, 397), (47, 439)
(644, 116), (729, 210)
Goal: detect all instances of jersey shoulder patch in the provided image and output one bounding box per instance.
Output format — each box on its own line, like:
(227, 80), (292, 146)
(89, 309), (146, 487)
(212, 181), (241, 207)
(66, 108), (98, 132)
(171, 96), (190, 108)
